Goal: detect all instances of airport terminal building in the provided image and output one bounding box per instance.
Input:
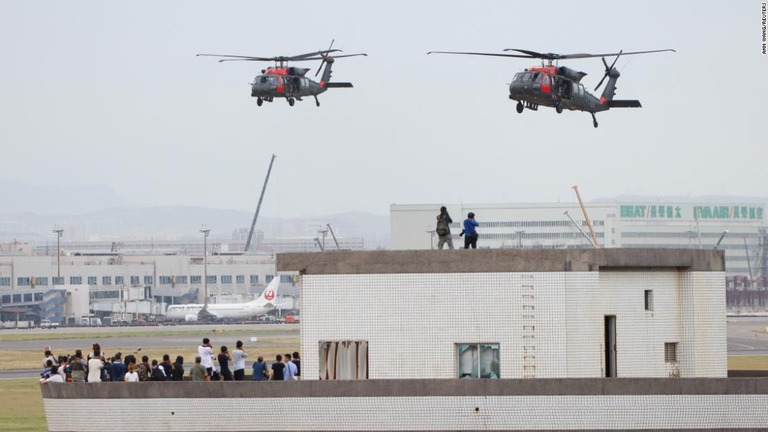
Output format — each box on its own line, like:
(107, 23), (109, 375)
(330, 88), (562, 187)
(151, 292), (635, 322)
(0, 253), (284, 325)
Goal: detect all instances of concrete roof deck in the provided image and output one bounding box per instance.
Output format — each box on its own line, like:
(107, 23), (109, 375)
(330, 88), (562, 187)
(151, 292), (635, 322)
(277, 248), (725, 275)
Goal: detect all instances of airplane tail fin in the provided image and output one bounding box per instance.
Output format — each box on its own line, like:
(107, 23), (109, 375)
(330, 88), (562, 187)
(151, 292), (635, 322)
(251, 277), (280, 305)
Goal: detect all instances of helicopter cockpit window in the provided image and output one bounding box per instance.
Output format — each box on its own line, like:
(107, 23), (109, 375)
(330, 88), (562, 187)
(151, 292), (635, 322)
(531, 73), (540, 82)
(513, 73), (523, 82)
(258, 76), (277, 85)
(522, 72), (532, 81)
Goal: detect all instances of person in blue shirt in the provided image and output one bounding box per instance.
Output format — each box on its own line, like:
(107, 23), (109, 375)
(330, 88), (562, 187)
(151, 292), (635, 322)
(110, 352), (127, 382)
(462, 212), (480, 249)
(252, 356), (268, 381)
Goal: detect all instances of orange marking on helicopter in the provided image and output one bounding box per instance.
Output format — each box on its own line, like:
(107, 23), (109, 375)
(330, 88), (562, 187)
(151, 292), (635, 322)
(541, 75), (551, 94)
(600, 96), (607, 104)
(277, 84), (285, 93)
(319, 81), (326, 88)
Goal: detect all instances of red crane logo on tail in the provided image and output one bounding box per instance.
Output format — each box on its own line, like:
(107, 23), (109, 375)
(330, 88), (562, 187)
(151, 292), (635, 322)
(264, 289), (275, 301)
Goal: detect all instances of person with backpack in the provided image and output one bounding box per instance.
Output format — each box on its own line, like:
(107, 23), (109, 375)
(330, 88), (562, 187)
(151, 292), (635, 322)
(436, 206), (454, 250)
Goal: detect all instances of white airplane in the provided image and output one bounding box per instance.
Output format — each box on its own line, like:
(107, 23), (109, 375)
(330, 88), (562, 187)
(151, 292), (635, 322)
(164, 278), (279, 322)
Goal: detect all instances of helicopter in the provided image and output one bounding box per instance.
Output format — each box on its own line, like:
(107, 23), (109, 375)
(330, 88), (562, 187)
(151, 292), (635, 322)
(197, 41), (366, 107)
(427, 48), (675, 127)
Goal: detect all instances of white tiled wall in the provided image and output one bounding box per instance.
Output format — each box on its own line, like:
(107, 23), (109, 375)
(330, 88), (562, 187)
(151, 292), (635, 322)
(45, 394), (768, 431)
(301, 271), (726, 380)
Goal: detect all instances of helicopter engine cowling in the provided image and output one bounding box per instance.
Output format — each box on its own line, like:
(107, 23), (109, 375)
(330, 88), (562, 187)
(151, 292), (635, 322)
(557, 66), (588, 82)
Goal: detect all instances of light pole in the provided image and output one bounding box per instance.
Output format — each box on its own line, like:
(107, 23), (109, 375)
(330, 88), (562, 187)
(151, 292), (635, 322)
(515, 230), (525, 248)
(200, 229), (210, 306)
(52, 228), (63, 283)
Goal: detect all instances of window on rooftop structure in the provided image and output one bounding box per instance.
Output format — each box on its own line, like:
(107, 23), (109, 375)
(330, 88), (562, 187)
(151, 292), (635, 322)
(457, 343), (500, 379)
(0, 277), (11, 287)
(206, 275), (216, 284)
(236, 275), (244, 284)
(17, 277), (30, 286)
(221, 275), (232, 284)
(665, 342), (678, 363)
(266, 275), (274, 283)
(70, 276), (82, 285)
(644, 290), (654, 311)
(52, 277), (64, 285)
(115, 276), (124, 285)
(144, 276), (153, 285)
(130, 276), (139, 286)
(319, 340), (368, 380)
(191, 276), (202, 284)
(250, 275), (259, 284)
(102, 276), (111, 285)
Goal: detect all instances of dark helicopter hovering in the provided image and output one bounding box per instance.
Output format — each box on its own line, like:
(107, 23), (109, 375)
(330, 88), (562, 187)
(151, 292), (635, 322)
(427, 48), (675, 127)
(197, 41), (366, 107)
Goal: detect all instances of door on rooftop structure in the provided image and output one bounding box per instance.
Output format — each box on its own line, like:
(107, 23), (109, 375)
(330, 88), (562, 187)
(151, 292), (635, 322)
(604, 315), (617, 377)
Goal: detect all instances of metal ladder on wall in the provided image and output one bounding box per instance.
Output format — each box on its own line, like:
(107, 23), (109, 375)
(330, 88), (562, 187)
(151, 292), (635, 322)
(521, 274), (536, 378)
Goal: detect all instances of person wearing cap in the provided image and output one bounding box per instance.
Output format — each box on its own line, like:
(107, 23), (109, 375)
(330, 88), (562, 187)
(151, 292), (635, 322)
(463, 212), (480, 249)
(198, 338), (215, 377)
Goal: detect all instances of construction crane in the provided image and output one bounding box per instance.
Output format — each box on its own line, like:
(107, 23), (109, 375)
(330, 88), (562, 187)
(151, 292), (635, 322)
(327, 224), (341, 251)
(245, 154), (276, 253)
(572, 185), (600, 248)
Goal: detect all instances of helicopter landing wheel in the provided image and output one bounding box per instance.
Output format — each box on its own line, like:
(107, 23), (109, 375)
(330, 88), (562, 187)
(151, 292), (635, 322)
(555, 103), (563, 114)
(516, 101), (524, 113)
(256, 98), (263, 107)
(593, 120), (599, 128)
(590, 112), (598, 128)
(287, 98), (295, 106)
(314, 96), (320, 107)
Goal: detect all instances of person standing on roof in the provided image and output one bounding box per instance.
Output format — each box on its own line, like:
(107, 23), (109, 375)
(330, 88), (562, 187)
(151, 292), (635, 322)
(463, 212), (480, 249)
(436, 206), (454, 250)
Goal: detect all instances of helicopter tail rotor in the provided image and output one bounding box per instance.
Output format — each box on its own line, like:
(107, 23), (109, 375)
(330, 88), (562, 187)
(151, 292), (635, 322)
(315, 39), (336, 77)
(594, 50), (622, 91)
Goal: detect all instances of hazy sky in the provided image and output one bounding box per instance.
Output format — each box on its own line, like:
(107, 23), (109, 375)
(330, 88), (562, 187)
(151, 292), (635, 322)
(1, 1), (765, 218)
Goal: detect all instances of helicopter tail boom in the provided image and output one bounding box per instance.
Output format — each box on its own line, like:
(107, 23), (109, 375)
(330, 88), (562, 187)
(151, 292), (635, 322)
(607, 100), (641, 108)
(324, 82), (353, 88)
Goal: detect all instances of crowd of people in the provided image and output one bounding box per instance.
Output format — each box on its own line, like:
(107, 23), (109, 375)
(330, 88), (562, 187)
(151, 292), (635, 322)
(39, 339), (301, 383)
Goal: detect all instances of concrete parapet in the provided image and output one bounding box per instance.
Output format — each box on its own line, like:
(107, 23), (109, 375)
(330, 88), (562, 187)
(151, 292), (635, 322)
(276, 248), (725, 274)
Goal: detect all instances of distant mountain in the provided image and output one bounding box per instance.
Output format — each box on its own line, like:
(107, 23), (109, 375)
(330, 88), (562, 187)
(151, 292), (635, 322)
(0, 206), (390, 249)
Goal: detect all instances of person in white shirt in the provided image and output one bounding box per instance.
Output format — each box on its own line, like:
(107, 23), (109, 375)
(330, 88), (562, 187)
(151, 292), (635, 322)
(198, 338), (215, 376)
(40, 365), (65, 384)
(87, 350), (104, 383)
(124, 363), (139, 382)
(232, 340), (248, 381)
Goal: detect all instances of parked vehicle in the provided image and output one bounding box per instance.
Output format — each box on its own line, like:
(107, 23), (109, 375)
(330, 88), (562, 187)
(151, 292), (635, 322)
(40, 320), (60, 329)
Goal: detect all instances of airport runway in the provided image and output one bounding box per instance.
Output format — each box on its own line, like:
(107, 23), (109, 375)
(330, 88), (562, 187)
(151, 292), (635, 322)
(726, 316), (768, 355)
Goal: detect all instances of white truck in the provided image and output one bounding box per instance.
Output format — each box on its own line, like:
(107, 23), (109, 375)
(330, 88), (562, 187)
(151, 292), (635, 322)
(40, 320), (60, 329)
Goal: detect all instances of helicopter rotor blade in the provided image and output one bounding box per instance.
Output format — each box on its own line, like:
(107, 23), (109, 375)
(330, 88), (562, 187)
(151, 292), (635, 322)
(504, 48), (675, 60)
(197, 54), (276, 61)
(427, 50), (535, 59)
(329, 53), (368, 59)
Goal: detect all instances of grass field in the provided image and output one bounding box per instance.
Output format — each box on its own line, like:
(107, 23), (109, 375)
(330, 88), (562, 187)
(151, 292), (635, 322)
(0, 379), (46, 432)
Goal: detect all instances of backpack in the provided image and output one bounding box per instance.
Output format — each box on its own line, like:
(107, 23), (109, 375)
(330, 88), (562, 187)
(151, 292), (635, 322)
(137, 363), (152, 381)
(436, 216), (449, 236)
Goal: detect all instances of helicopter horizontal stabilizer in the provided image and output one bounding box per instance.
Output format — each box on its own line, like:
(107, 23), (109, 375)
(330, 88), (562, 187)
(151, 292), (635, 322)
(324, 82), (354, 88)
(607, 100), (642, 108)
